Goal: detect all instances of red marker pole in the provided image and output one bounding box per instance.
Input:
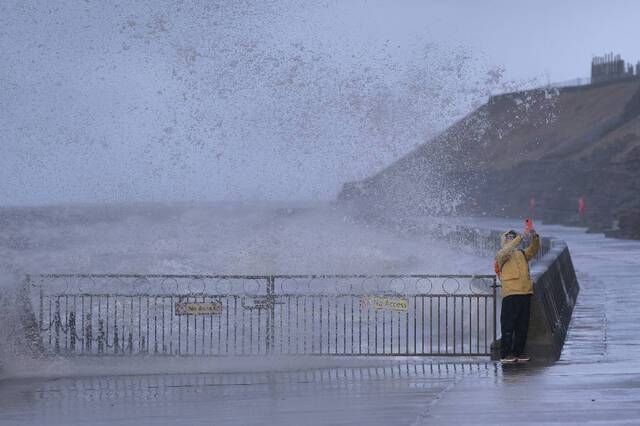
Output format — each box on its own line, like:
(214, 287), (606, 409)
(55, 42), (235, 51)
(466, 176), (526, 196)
(578, 197), (585, 223)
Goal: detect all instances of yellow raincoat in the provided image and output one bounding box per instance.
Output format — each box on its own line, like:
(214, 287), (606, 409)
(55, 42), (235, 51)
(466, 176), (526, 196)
(495, 232), (540, 297)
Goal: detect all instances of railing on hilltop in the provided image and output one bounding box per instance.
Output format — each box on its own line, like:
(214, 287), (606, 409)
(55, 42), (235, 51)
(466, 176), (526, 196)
(546, 77), (591, 89)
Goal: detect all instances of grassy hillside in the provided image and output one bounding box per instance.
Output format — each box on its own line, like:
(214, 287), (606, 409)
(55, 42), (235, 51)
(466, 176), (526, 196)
(339, 77), (640, 238)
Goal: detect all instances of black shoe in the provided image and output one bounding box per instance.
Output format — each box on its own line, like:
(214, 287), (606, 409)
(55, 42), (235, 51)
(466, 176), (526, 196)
(516, 355), (531, 362)
(500, 355), (517, 363)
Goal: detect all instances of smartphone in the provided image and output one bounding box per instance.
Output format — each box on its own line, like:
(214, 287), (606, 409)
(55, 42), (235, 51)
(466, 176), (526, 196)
(525, 218), (534, 234)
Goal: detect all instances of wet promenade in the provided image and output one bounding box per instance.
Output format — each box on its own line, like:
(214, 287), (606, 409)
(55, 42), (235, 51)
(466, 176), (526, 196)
(1, 222), (639, 425)
(430, 220), (640, 425)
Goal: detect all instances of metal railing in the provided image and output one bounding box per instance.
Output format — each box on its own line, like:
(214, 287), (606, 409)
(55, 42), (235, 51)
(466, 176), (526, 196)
(28, 274), (498, 358)
(434, 225), (552, 263)
(546, 76), (591, 89)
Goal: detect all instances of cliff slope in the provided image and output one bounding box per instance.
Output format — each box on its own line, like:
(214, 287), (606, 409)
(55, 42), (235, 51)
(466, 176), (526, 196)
(339, 77), (640, 238)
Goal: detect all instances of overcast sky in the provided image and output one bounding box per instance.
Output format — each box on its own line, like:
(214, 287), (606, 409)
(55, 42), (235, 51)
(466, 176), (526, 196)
(2, 0), (639, 206)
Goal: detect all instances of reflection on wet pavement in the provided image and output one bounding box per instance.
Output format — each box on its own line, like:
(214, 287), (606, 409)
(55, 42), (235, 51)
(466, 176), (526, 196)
(0, 362), (491, 425)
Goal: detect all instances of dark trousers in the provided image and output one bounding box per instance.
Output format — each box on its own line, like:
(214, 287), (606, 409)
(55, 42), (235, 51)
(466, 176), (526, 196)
(500, 294), (531, 358)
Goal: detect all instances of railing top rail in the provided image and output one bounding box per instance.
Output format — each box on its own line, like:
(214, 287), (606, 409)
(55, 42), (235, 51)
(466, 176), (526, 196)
(29, 273), (497, 280)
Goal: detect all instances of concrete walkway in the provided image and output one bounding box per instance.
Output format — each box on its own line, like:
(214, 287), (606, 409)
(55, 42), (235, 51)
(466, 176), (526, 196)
(420, 221), (640, 425)
(0, 223), (638, 425)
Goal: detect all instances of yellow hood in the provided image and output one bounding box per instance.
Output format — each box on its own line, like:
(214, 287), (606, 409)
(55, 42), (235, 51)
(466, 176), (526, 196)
(500, 231), (517, 248)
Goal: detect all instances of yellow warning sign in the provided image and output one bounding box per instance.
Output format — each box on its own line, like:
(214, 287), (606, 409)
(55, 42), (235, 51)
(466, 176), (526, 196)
(361, 296), (408, 312)
(175, 302), (223, 315)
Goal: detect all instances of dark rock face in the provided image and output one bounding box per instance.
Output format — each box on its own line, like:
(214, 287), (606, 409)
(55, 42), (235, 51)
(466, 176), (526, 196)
(339, 77), (640, 239)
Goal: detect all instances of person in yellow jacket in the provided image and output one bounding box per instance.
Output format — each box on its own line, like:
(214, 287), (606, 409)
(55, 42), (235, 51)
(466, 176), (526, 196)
(495, 228), (540, 362)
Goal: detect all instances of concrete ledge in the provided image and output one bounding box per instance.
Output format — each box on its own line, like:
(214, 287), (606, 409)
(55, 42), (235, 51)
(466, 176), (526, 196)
(527, 242), (580, 360)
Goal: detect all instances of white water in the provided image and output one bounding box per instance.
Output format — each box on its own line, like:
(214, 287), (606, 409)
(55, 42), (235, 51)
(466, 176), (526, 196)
(0, 202), (487, 380)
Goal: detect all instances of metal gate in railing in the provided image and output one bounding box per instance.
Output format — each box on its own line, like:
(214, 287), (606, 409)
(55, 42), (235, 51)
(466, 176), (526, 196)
(27, 274), (498, 357)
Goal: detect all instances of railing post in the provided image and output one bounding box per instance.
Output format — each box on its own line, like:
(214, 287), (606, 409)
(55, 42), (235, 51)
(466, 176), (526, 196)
(69, 311), (76, 352)
(54, 300), (60, 354)
(492, 276), (498, 350)
(33, 275), (43, 344)
(266, 276), (276, 354)
(85, 314), (92, 352)
(113, 324), (119, 354)
(98, 319), (105, 354)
